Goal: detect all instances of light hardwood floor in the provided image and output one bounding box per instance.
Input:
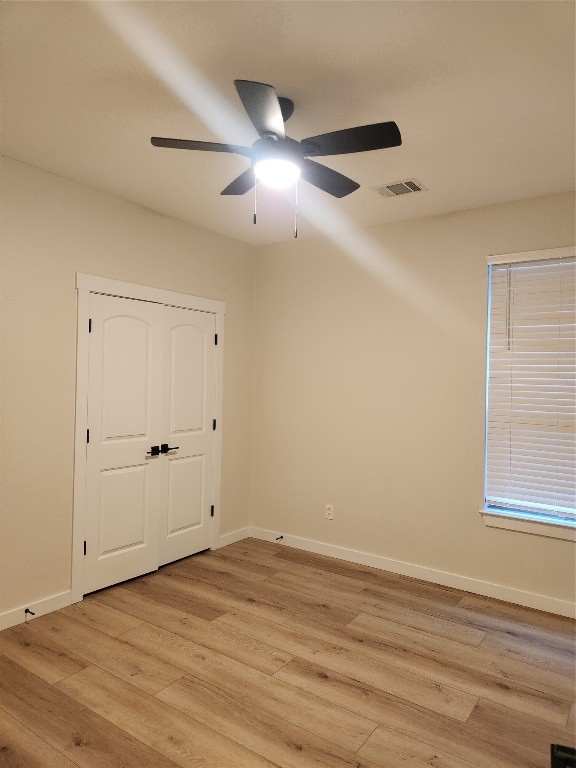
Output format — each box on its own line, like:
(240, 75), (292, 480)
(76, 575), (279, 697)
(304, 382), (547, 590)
(0, 538), (574, 768)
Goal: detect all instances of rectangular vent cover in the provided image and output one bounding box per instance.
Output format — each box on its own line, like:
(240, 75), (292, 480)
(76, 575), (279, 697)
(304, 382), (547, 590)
(372, 178), (427, 197)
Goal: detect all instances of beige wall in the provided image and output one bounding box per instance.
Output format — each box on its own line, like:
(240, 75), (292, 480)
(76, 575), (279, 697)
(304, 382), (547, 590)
(1, 157), (574, 617)
(0, 157), (254, 612)
(250, 193), (576, 605)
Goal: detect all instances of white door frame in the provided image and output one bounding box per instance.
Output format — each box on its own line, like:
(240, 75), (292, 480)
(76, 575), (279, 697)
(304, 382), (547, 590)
(72, 273), (225, 603)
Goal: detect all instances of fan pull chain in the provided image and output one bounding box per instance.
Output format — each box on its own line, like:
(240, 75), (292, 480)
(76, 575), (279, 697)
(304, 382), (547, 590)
(253, 180), (257, 225)
(294, 180), (298, 239)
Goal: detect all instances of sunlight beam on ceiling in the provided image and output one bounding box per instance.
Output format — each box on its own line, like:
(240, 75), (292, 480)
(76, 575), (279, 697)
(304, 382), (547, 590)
(93, 1), (473, 342)
(91, 2), (253, 146)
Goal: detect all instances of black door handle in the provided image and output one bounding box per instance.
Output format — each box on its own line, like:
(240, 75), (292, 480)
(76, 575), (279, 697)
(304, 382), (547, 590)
(146, 445), (160, 456)
(160, 443), (180, 453)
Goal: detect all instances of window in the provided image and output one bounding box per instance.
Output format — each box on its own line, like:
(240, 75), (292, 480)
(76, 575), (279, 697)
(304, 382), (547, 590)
(483, 247), (575, 537)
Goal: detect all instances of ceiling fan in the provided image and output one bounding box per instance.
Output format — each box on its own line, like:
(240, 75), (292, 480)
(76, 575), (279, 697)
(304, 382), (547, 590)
(151, 80), (402, 198)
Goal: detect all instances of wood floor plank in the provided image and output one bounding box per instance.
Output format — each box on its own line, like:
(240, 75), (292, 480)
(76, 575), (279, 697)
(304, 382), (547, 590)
(150, 571), (291, 624)
(348, 612), (574, 699)
(0, 539), (570, 768)
(266, 563), (372, 594)
(212, 544), (301, 571)
(214, 544), (432, 610)
(178, 551), (274, 581)
(0, 657), (178, 768)
(59, 598), (144, 637)
(0, 707), (79, 768)
(212, 540), (294, 568)
(282, 659), (549, 768)
(164, 560), (276, 591)
(271, 544), (468, 603)
(0, 623), (88, 684)
(362, 582), (576, 655)
(227, 537), (284, 556)
(480, 629), (576, 677)
(267, 559), (459, 599)
(275, 656), (429, 723)
(93, 586), (292, 674)
(212, 547), (374, 593)
(262, 569), (486, 645)
(465, 698), (576, 755)
(216, 610), (478, 721)
(359, 722), (548, 768)
(294, 618), (570, 727)
(275, 658), (549, 768)
(120, 575), (226, 621)
(157, 674), (384, 768)
(276, 653), (572, 764)
(568, 702), (576, 731)
(57, 666), (277, 768)
(344, 614), (574, 708)
(458, 593), (576, 638)
(170, 554), (368, 597)
(161, 567), (359, 627)
(160, 669), (546, 768)
(25, 611), (184, 694)
(121, 621), (377, 753)
(356, 723), (479, 768)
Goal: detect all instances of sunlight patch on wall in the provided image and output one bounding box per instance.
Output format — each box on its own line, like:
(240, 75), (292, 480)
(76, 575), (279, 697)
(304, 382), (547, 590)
(300, 194), (475, 342)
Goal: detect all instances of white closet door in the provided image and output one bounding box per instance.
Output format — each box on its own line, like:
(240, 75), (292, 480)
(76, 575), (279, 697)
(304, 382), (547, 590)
(84, 295), (164, 594)
(158, 307), (216, 565)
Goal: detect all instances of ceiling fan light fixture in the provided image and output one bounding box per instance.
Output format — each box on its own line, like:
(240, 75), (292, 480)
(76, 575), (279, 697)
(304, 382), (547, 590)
(152, 80), (401, 200)
(254, 157), (300, 189)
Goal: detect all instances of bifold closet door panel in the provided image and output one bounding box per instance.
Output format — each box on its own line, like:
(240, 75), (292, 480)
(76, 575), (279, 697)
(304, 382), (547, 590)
(158, 306), (216, 566)
(84, 295), (164, 594)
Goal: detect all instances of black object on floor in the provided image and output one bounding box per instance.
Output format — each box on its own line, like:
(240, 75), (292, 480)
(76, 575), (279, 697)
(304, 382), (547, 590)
(552, 745), (576, 768)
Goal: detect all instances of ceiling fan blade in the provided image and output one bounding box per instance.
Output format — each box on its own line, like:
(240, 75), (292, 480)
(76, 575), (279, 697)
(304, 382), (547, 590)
(234, 80), (285, 139)
(301, 159), (360, 198)
(221, 168), (256, 196)
(278, 96), (294, 123)
(151, 137), (251, 156)
(301, 121), (401, 157)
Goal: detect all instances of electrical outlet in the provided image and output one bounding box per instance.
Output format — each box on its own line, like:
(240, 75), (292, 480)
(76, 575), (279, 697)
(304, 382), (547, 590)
(325, 504), (334, 520)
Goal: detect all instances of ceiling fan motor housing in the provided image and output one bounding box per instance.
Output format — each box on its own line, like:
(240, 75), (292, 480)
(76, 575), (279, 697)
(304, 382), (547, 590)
(251, 136), (304, 169)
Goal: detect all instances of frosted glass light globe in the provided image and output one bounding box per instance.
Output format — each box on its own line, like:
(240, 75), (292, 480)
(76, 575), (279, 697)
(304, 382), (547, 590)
(254, 158), (300, 189)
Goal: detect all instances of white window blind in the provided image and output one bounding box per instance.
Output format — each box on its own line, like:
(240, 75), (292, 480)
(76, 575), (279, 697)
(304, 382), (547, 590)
(485, 250), (576, 522)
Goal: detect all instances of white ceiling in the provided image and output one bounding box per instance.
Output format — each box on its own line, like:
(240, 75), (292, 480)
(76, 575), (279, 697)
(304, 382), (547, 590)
(1, 1), (574, 245)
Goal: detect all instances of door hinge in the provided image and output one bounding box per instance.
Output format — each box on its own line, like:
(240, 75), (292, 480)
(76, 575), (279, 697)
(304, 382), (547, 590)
(86, 428), (90, 444)
(210, 505), (215, 517)
(212, 419), (216, 431)
(83, 541), (87, 556)
(88, 318), (92, 333)
(214, 333), (218, 345)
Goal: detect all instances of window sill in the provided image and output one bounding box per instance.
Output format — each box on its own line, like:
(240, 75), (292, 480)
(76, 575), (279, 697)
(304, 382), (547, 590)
(481, 508), (576, 541)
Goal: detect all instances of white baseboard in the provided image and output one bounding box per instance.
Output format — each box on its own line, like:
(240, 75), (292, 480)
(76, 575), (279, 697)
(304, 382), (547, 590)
(248, 527), (576, 619)
(214, 527), (251, 550)
(0, 527), (246, 631)
(0, 590), (75, 632)
(2, 526), (570, 631)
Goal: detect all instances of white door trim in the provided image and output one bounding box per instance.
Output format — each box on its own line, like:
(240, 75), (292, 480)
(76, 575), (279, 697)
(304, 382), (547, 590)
(72, 273), (225, 603)
(76, 273), (225, 314)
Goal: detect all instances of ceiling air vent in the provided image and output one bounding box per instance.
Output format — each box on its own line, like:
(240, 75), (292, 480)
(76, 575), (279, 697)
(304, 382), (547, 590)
(372, 178), (427, 197)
